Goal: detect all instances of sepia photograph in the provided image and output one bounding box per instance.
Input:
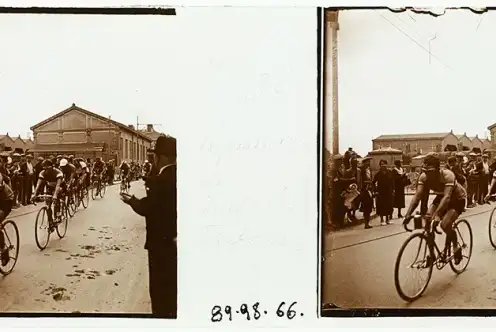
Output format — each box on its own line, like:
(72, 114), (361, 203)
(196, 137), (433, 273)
(321, 7), (496, 312)
(0, 8), (178, 317)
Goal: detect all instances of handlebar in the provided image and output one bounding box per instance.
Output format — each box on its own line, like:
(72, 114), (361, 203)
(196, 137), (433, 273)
(403, 214), (443, 234)
(31, 194), (56, 206)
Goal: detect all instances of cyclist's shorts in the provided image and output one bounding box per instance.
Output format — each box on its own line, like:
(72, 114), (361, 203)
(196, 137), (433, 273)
(432, 195), (466, 216)
(45, 185), (56, 196)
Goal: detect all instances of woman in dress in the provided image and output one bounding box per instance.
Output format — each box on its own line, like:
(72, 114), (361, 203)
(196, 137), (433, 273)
(373, 159), (394, 225)
(392, 159), (408, 219)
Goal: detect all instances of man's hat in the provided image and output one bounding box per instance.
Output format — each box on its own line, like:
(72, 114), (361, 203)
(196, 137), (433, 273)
(148, 135), (177, 157)
(332, 154), (343, 160)
(483, 154), (489, 158)
(456, 152), (465, 157)
(469, 152), (476, 156)
(362, 156), (373, 162)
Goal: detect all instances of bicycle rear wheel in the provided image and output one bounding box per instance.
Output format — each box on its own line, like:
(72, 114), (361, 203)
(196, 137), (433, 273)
(56, 201), (69, 238)
(99, 181), (106, 198)
(67, 192), (76, 217)
(450, 219), (473, 274)
(394, 232), (434, 302)
(81, 187), (89, 209)
(0, 220), (20, 275)
(91, 181), (98, 200)
(489, 207), (496, 249)
(35, 207), (50, 250)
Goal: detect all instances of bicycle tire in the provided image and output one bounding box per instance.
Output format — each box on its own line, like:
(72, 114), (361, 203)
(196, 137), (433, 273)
(82, 188), (89, 209)
(394, 232), (434, 302)
(0, 219), (20, 275)
(35, 207), (50, 251)
(67, 193), (76, 217)
(449, 219), (473, 274)
(489, 207), (496, 249)
(99, 182), (106, 198)
(91, 181), (98, 200)
(56, 201), (69, 239)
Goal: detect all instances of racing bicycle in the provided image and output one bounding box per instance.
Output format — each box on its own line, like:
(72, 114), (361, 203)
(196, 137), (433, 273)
(91, 174), (106, 200)
(33, 194), (69, 250)
(394, 213), (473, 302)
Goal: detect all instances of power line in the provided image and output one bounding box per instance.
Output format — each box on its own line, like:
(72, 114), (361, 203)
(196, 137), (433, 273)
(379, 12), (453, 71)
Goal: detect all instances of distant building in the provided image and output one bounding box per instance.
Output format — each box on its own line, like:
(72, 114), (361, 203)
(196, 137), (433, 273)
(455, 133), (473, 151)
(372, 131), (459, 154)
(30, 103), (153, 163)
(139, 124), (165, 149)
(468, 135), (483, 151)
(0, 133), (34, 154)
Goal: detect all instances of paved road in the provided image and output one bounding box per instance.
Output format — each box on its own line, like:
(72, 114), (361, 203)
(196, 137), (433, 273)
(0, 181), (151, 313)
(323, 199), (496, 308)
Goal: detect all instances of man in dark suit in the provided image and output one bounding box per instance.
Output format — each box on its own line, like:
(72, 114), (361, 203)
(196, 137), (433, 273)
(121, 135), (177, 318)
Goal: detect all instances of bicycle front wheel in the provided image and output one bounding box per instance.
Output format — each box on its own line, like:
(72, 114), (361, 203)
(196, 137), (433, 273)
(450, 219), (473, 274)
(489, 207), (496, 249)
(0, 220), (20, 275)
(394, 232), (434, 302)
(35, 207), (50, 250)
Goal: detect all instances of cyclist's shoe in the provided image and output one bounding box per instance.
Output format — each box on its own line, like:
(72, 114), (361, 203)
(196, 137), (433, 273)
(453, 246), (463, 265)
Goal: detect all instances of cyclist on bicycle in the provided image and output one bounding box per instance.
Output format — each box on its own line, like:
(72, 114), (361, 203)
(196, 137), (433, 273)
(59, 158), (76, 196)
(92, 157), (105, 179)
(403, 153), (467, 265)
(120, 160), (131, 189)
(0, 172), (14, 266)
(32, 159), (64, 225)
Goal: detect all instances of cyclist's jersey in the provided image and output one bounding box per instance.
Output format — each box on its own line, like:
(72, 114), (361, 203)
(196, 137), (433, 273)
(417, 169), (467, 200)
(60, 164), (76, 183)
(120, 163), (130, 175)
(39, 168), (64, 187)
(93, 161), (105, 174)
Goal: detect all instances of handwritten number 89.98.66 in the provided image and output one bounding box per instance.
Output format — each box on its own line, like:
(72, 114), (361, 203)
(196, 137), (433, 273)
(211, 301), (300, 322)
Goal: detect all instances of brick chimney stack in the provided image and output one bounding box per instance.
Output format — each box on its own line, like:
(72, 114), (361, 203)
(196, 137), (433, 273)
(147, 124), (153, 132)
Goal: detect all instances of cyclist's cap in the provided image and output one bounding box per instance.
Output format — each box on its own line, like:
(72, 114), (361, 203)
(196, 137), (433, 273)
(362, 156), (372, 162)
(469, 152), (476, 156)
(456, 152), (465, 157)
(69, 155), (74, 159)
(80, 161), (87, 168)
(57, 155), (63, 159)
(42, 159), (52, 167)
(12, 153), (20, 157)
(484, 154), (489, 158)
(59, 159), (68, 167)
(332, 154), (344, 160)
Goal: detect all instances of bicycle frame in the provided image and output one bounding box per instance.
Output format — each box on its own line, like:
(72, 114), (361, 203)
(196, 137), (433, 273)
(405, 216), (457, 270)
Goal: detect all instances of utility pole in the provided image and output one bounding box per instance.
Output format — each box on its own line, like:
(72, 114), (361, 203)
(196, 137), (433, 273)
(324, 9), (339, 156)
(108, 115), (112, 162)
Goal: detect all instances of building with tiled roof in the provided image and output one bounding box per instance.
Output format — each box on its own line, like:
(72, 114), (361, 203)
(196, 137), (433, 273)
(372, 130), (459, 154)
(139, 124), (165, 149)
(30, 103), (153, 163)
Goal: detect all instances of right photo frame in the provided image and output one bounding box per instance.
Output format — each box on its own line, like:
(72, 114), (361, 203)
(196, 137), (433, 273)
(321, 7), (496, 315)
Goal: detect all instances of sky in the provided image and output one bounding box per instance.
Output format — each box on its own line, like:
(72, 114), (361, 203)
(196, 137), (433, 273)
(0, 8), (316, 141)
(336, 9), (496, 156)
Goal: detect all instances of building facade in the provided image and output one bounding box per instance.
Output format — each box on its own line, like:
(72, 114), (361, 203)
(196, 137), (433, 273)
(0, 134), (34, 153)
(470, 135), (483, 150)
(372, 131), (459, 154)
(30, 104), (153, 163)
(139, 124), (164, 149)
